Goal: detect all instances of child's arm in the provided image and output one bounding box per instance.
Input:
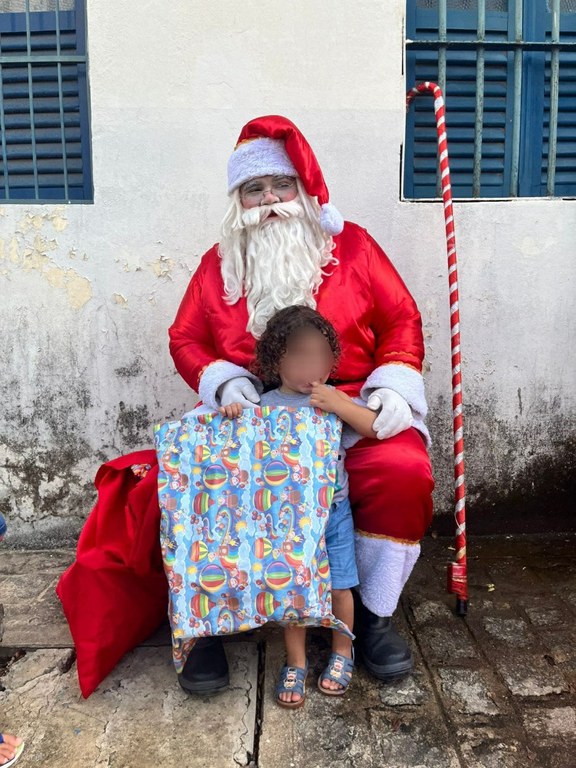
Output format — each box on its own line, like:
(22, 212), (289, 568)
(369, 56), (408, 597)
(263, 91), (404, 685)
(218, 402), (244, 419)
(309, 382), (377, 438)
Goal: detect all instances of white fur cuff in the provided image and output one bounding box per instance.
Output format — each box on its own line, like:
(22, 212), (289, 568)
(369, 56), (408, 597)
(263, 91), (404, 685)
(354, 533), (421, 617)
(198, 361), (263, 410)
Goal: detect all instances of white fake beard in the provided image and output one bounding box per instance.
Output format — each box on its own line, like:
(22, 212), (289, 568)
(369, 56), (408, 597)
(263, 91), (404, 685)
(219, 191), (337, 338)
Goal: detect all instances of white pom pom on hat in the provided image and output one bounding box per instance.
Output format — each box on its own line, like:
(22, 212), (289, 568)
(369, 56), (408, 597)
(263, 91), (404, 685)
(318, 202), (344, 238)
(227, 115), (345, 236)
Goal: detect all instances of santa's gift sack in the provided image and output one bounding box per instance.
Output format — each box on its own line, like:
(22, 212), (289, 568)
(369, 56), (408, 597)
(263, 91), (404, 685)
(154, 405), (352, 673)
(56, 450), (168, 698)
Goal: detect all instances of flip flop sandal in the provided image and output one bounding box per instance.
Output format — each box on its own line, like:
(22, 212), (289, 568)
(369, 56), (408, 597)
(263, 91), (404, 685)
(0, 735), (24, 768)
(275, 662), (308, 709)
(317, 651), (354, 696)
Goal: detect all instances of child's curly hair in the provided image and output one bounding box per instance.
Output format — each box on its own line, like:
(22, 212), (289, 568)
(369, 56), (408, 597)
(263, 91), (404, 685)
(254, 306), (341, 386)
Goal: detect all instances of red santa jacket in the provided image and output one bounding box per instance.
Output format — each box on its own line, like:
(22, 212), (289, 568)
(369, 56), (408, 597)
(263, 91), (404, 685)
(169, 222), (425, 403)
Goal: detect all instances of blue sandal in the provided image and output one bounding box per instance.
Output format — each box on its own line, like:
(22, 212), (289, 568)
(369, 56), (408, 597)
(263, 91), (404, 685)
(318, 652), (354, 696)
(275, 662), (308, 709)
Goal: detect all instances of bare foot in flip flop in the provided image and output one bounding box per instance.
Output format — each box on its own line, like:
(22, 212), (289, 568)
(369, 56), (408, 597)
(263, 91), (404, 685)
(0, 734), (24, 767)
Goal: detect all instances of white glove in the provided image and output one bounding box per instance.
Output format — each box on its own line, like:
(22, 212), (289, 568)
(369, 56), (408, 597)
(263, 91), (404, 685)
(218, 377), (261, 409)
(367, 388), (413, 440)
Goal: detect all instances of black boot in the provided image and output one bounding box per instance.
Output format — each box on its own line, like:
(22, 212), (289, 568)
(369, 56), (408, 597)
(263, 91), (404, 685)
(357, 602), (413, 682)
(178, 637), (229, 694)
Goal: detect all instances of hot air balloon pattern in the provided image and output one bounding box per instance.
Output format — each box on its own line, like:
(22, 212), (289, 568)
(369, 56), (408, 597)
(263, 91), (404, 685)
(203, 464), (228, 490)
(193, 492), (214, 517)
(314, 439), (332, 458)
(263, 459), (290, 487)
(154, 404), (350, 675)
(198, 563), (227, 594)
(253, 537), (273, 559)
(264, 560), (293, 591)
(317, 485), (335, 510)
(190, 593), (216, 619)
(256, 591), (281, 618)
(253, 487), (276, 513)
(254, 440), (271, 460)
(194, 444), (211, 464)
(190, 540), (208, 563)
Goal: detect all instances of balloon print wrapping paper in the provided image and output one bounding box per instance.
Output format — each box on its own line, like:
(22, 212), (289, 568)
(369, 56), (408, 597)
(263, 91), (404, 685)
(154, 405), (353, 673)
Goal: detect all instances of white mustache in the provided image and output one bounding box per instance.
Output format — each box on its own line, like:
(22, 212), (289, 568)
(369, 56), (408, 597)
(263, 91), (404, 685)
(240, 199), (305, 228)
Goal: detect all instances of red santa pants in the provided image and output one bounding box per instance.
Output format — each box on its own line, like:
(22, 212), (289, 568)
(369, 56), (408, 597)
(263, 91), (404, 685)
(345, 427), (434, 543)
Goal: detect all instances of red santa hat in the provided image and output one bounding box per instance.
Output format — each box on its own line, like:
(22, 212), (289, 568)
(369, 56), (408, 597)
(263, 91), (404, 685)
(227, 115), (344, 236)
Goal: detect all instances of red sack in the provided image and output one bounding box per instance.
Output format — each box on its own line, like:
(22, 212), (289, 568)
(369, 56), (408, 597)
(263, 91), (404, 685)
(56, 450), (168, 698)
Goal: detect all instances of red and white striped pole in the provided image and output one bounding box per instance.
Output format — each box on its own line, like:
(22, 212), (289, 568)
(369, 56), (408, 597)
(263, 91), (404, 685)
(406, 81), (468, 616)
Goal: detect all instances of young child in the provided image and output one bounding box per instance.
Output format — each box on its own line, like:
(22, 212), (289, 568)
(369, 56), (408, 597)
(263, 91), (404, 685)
(219, 305), (377, 708)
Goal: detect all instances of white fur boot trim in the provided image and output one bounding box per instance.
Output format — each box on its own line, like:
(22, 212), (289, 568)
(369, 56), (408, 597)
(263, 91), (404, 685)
(354, 533), (421, 617)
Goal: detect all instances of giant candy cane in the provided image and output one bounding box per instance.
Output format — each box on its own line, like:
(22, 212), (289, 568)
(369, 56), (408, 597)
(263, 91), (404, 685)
(406, 82), (468, 616)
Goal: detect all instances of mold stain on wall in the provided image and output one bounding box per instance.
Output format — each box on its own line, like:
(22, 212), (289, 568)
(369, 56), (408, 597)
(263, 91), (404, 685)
(428, 395), (576, 534)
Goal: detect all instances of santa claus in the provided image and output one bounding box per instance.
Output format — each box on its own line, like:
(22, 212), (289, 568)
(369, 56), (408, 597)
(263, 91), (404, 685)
(169, 115), (434, 693)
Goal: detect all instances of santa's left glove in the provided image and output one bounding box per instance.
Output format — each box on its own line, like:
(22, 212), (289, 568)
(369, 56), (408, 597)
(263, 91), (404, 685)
(218, 377), (261, 409)
(367, 388), (413, 440)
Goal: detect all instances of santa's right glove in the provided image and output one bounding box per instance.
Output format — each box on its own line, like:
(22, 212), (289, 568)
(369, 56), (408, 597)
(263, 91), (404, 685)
(218, 377), (261, 409)
(367, 387), (413, 440)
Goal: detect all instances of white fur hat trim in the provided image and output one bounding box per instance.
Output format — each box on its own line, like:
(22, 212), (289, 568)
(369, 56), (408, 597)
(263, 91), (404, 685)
(228, 137), (297, 194)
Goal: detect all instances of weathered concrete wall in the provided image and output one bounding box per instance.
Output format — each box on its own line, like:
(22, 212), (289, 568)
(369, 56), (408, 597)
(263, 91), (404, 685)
(1, 0), (575, 544)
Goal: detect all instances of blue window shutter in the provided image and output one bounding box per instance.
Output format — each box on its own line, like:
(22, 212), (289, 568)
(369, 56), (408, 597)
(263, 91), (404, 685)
(405, 3), (514, 198)
(74, 0), (92, 201)
(406, 1), (576, 199)
(542, 4), (576, 196)
(0, 1), (93, 202)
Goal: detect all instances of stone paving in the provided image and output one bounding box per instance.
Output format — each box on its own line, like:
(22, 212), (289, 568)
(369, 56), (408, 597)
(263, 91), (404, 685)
(1, 534), (574, 767)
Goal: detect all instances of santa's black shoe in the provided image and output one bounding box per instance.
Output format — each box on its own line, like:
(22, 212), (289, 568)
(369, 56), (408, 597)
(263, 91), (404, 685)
(178, 637), (229, 694)
(357, 605), (413, 682)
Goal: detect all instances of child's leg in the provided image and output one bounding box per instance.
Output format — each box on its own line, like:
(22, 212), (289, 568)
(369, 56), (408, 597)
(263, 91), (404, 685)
(279, 626), (307, 704)
(331, 589), (354, 657)
(320, 588), (354, 692)
(322, 497), (358, 692)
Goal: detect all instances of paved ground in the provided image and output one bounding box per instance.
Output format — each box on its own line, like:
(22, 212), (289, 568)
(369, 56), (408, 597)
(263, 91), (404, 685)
(1, 534), (574, 768)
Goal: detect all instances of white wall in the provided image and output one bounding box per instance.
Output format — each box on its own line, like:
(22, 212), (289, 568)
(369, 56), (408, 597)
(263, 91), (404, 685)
(1, 0), (575, 543)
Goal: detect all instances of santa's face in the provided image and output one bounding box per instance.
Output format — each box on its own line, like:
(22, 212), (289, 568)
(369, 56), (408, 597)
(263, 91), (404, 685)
(219, 179), (337, 338)
(277, 329), (335, 395)
(239, 175), (298, 210)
